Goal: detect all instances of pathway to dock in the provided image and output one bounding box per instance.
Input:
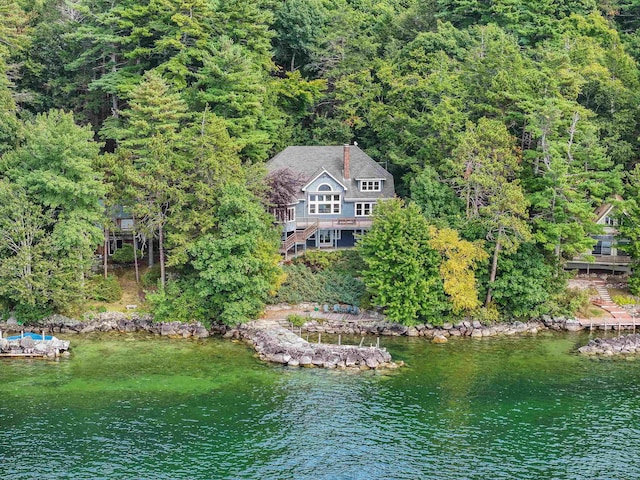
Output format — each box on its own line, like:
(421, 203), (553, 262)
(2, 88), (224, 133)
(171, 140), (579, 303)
(577, 280), (637, 328)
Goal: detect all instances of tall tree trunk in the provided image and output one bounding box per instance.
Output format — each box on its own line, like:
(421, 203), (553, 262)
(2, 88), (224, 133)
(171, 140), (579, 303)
(132, 213), (140, 283)
(159, 223), (165, 289)
(133, 236), (140, 284)
(103, 228), (108, 279)
(148, 237), (154, 267)
(485, 237), (501, 306)
(111, 50), (119, 117)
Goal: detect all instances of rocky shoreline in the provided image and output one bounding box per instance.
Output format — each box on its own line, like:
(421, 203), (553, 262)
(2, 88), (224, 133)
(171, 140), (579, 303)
(240, 323), (400, 370)
(0, 312), (211, 339)
(265, 312), (587, 342)
(578, 334), (640, 356)
(0, 308), (628, 366)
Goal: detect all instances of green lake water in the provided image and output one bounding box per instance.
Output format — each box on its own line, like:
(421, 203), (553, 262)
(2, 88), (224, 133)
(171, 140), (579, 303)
(2, 332), (640, 479)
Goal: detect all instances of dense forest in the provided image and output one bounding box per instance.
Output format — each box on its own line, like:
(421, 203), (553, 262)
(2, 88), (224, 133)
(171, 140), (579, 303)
(1, 0), (640, 325)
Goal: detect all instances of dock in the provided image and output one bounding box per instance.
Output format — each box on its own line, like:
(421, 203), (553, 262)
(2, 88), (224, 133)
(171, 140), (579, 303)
(0, 330), (70, 358)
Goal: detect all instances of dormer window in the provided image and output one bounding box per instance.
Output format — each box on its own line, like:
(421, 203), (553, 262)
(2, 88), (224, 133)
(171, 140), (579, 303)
(360, 180), (382, 192)
(605, 216), (617, 226)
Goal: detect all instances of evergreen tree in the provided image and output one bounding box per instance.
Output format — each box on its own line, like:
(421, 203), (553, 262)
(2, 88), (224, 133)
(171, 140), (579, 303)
(110, 70), (190, 287)
(0, 110), (105, 315)
(358, 198), (449, 325)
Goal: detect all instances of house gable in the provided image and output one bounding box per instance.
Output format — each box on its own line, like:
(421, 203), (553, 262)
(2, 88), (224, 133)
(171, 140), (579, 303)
(302, 170), (348, 193)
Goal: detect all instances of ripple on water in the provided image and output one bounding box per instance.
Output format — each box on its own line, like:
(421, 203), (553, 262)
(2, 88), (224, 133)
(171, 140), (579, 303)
(2, 333), (640, 479)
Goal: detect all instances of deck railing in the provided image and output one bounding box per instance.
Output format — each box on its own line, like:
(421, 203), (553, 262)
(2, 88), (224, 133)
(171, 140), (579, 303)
(572, 254), (632, 265)
(294, 216), (373, 229)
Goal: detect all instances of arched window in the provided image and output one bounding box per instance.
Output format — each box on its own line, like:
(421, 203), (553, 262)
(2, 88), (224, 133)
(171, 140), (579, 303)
(309, 183), (341, 214)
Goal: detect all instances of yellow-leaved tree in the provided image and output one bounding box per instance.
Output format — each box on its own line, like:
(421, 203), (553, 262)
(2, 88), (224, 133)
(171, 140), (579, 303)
(428, 227), (488, 315)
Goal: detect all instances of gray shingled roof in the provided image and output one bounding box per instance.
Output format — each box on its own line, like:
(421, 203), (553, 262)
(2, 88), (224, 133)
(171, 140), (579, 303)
(266, 146), (395, 200)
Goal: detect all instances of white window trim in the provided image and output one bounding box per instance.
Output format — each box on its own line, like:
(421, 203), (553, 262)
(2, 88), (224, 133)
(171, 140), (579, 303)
(308, 187), (341, 215)
(355, 202), (375, 217)
(271, 206), (296, 222)
(318, 229), (340, 246)
(360, 180), (382, 192)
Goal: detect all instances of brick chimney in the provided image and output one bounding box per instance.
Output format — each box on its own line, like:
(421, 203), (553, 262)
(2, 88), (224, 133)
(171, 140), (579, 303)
(343, 144), (350, 179)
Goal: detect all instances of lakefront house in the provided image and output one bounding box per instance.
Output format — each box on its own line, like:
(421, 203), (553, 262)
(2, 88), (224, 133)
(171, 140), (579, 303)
(566, 198), (631, 273)
(266, 144), (395, 257)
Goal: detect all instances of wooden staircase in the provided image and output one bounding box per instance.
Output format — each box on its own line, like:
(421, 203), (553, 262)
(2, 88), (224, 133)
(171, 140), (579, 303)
(281, 222), (318, 258)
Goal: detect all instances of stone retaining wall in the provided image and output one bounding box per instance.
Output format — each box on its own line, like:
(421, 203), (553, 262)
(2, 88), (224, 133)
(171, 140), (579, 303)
(286, 316), (584, 342)
(0, 312), (210, 339)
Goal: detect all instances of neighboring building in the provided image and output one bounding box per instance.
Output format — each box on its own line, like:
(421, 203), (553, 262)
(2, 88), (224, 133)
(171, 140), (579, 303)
(96, 205), (136, 257)
(266, 144), (395, 257)
(566, 199), (631, 273)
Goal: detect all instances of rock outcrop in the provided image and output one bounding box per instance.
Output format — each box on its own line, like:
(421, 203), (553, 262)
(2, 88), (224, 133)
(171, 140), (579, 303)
(0, 335), (70, 357)
(579, 334), (640, 356)
(240, 323), (400, 370)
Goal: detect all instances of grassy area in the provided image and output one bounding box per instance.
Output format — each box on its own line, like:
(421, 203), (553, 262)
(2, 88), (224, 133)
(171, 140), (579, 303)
(576, 304), (607, 319)
(86, 266), (149, 313)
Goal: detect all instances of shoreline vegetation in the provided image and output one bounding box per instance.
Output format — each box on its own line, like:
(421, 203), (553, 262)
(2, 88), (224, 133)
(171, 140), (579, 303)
(1, 2), (640, 337)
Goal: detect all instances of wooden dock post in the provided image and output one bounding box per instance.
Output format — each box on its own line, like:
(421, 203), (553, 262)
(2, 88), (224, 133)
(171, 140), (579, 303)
(318, 333), (321, 344)
(338, 334), (341, 346)
(618, 322), (621, 337)
(376, 337), (380, 348)
(359, 336), (364, 348)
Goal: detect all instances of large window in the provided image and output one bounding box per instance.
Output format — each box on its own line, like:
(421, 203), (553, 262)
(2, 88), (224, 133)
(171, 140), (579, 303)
(309, 184), (341, 214)
(605, 216), (617, 226)
(360, 180), (381, 192)
(272, 206), (295, 222)
(592, 235), (614, 256)
(355, 202), (375, 216)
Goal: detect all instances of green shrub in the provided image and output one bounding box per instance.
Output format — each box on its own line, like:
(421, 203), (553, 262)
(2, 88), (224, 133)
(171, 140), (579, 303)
(613, 295), (639, 306)
(87, 275), (123, 302)
(293, 249), (365, 276)
(147, 280), (209, 325)
(294, 250), (333, 271)
(471, 304), (500, 325)
(271, 264), (325, 304)
(142, 264), (162, 288)
(548, 288), (590, 317)
(287, 313), (308, 327)
(271, 264), (365, 306)
(111, 244), (142, 264)
(13, 303), (53, 323)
